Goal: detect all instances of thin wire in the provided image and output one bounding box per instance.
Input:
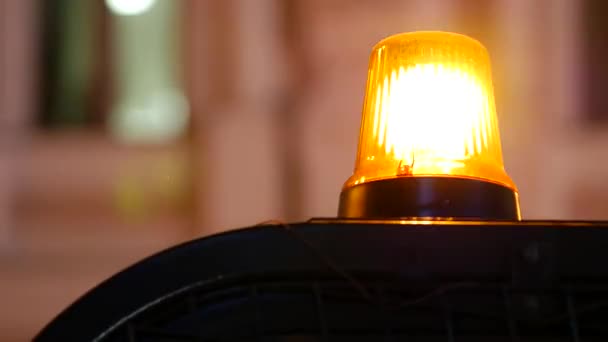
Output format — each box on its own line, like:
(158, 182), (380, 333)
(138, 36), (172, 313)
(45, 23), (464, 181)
(259, 219), (608, 334)
(126, 323), (136, 342)
(313, 282), (329, 341)
(258, 220), (481, 311)
(257, 220), (376, 303)
(376, 284), (394, 342)
(503, 286), (520, 341)
(443, 299), (456, 342)
(539, 299), (608, 325)
(395, 281), (480, 309)
(567, 294), (580, 342)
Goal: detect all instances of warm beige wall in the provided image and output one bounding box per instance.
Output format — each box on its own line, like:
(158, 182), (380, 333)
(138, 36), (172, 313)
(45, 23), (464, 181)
(1, 0), (607, 340)
(189, 0), (608, 225)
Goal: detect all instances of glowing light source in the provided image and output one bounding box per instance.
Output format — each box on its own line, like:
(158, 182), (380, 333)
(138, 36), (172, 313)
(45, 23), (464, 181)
(105, 0), (156, 16)
(345, 31), (515, 191)
(338, 31), (520, 220)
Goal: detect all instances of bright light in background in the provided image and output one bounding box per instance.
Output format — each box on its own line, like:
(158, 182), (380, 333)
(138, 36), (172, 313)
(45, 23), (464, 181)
(105, 0), (157, 16)
(110, 89), (190, 143)
(108, 0), (189, 144)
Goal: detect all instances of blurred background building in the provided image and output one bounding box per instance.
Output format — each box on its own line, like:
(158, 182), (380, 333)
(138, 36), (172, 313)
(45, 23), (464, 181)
(0, 0), (607, 340)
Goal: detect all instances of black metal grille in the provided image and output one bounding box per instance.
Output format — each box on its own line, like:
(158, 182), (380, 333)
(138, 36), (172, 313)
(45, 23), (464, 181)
(35, 222), (608, 342)
(102, 275), (608, 342)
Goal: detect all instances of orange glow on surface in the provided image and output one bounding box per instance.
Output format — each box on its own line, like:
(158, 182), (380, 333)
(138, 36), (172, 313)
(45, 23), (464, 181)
(345, 31), (516, 191)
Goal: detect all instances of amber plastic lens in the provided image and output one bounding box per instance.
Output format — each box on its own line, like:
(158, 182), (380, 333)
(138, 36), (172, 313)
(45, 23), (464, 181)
(344, 31), (516, 192)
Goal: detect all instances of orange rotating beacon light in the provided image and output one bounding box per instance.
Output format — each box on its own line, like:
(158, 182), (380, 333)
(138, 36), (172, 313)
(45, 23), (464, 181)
(338, 32), (520, 220)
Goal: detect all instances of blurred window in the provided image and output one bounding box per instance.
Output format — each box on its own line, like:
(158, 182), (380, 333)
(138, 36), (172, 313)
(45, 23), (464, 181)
(39, 0), (189, 143)
(39, 0), (106, 128)
(584, 0), (608, 122)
